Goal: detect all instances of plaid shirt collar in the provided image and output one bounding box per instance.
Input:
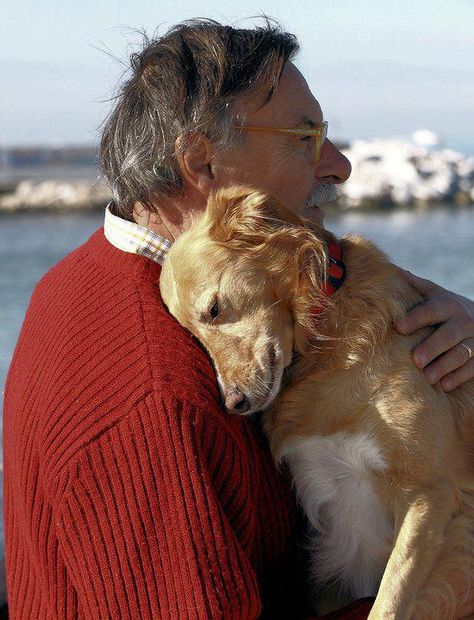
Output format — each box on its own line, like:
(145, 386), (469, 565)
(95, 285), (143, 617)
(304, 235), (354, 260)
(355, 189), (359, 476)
(104, 203), (172, 265)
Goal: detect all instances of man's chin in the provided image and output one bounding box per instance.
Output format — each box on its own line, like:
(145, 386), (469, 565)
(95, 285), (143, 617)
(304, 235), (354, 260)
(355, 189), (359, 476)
(304, 184), (338, 224)
(304, 204), (325, 225)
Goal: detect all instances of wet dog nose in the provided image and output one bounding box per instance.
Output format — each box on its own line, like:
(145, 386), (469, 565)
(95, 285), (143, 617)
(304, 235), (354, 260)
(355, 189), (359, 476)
(224, 386), (250, 413)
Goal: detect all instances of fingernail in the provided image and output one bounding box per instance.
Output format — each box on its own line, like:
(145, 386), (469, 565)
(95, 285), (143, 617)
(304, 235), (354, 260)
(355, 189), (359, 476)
(395, 319), (406, 334)
(413, 351), (425, 368)
(441, 379), (454, 392)
(424, 369), (437, 384)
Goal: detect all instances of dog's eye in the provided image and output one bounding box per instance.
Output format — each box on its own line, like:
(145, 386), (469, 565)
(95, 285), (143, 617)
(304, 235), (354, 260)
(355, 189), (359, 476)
(209, 300), (219, 320)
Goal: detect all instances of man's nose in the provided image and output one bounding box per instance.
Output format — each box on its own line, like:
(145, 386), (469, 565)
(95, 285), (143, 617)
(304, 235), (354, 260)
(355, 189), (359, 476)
(315, 139), (352, 184)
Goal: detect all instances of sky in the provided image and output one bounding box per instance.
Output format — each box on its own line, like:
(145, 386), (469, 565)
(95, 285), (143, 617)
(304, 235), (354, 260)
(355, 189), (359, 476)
(1, 0), (473, 153)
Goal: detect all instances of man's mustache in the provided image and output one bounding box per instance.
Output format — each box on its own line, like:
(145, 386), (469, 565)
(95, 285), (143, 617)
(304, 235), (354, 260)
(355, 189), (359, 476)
(306, 183), (339, 206)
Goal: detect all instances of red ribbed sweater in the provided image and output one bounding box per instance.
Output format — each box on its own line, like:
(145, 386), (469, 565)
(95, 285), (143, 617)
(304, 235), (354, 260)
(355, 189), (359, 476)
(3, 228), (372, 619)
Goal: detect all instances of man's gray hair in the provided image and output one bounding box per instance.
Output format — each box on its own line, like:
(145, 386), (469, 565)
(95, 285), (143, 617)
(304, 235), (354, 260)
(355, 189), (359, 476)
(99, 18), (299, 219)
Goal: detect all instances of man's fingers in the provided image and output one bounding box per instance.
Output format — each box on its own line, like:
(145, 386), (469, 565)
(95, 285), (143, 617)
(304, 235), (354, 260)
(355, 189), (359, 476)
(440, 357), (474, 392)
(396, 269), (474, 390)
(396, 299), (456, 336)
(422, 338), (474, 385)
(411, 320), (470, 368)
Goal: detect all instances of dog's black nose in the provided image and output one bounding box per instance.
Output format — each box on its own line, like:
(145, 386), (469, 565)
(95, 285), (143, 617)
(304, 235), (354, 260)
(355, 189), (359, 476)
(233, 396), (250, 413)
(224, 386), (250, 414)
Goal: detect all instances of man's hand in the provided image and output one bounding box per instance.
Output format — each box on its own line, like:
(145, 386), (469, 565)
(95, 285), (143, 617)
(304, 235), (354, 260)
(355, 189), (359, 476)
(395, 270), (474, 392)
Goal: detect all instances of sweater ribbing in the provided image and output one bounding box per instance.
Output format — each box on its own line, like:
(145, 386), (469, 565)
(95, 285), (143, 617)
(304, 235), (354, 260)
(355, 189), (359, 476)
(3, 228), (305, 619)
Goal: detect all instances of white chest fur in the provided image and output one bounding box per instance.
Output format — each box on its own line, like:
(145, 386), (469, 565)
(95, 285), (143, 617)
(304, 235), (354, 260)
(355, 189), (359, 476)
(281, 431), (394, 598)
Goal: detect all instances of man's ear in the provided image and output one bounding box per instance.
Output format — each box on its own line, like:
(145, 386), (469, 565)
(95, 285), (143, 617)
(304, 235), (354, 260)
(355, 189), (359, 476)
(175, 133), (215, 195)
(206, 185), (303, 243)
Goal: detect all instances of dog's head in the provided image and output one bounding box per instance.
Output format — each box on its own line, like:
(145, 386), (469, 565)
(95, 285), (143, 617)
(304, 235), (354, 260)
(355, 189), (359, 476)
(160, 185), (329, 414)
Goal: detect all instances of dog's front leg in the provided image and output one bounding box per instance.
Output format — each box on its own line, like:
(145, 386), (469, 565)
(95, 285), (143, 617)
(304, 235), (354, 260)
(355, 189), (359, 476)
(368, 483), (456, 620)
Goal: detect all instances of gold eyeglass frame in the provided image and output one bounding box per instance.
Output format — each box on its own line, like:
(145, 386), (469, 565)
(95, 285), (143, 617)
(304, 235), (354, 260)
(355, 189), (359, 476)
(233, 120), (328, 164)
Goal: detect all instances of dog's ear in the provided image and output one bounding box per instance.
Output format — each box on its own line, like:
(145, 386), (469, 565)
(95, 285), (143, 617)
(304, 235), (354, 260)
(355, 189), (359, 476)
(206, 185), (302, 243)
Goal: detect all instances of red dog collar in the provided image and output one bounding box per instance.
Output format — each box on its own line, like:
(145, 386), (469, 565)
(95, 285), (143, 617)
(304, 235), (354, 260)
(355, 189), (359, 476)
(312, 240), (346, 318)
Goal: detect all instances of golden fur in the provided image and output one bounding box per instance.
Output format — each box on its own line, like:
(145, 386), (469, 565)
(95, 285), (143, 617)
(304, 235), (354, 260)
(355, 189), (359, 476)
(159, 185), (474, 619)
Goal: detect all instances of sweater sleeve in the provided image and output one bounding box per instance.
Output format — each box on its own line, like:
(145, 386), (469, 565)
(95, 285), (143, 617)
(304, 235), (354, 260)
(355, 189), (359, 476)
(55, 393), (262, 620)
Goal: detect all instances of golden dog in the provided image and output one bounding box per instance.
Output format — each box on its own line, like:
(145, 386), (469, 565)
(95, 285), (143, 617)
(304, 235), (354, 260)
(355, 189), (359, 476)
(159, 186), (474, 619)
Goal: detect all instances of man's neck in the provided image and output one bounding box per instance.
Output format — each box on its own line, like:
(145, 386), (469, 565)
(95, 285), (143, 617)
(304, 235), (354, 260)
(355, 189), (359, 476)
(132, 193), (207, 243)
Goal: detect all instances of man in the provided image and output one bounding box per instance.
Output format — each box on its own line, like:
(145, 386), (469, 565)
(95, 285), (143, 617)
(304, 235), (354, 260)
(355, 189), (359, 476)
(4, 19), (474, 620)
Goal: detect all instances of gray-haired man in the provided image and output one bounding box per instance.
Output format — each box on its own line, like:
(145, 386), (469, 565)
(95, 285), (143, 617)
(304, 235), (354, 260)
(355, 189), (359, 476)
(4, 19), (473, 620)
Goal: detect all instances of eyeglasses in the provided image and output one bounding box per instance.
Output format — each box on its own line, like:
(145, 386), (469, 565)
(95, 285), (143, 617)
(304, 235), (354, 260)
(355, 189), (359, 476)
(233, 120), (328, 165)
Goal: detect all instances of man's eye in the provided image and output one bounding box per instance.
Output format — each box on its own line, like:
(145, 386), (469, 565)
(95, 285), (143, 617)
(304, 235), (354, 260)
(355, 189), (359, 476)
(300, 135), (313, 142)
(210, 300), (219, 320)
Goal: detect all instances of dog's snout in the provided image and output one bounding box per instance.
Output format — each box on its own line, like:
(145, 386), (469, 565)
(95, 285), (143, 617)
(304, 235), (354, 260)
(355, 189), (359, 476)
(224, 386), (250, 414)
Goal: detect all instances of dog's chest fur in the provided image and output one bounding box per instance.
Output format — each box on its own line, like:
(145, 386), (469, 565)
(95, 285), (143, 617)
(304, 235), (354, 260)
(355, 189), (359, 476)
(281, 431), (394, 598)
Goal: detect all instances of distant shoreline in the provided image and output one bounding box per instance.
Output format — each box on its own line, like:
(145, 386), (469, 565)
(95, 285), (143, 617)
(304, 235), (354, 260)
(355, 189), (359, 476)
(1, 134), (474, 211)
(1, 200), (473, 216)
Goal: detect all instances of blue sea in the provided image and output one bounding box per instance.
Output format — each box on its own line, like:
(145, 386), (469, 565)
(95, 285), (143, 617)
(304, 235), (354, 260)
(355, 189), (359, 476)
(0, 204), (473, 605)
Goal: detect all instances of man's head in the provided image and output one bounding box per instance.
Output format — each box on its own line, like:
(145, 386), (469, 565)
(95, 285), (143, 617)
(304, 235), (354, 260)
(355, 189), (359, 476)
(100, 19), (351, 228)
(215, 62), (351, 223)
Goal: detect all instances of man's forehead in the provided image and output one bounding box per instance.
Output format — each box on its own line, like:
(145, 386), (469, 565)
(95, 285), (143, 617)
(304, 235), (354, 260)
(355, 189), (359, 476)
(243, 63), (324, 127)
